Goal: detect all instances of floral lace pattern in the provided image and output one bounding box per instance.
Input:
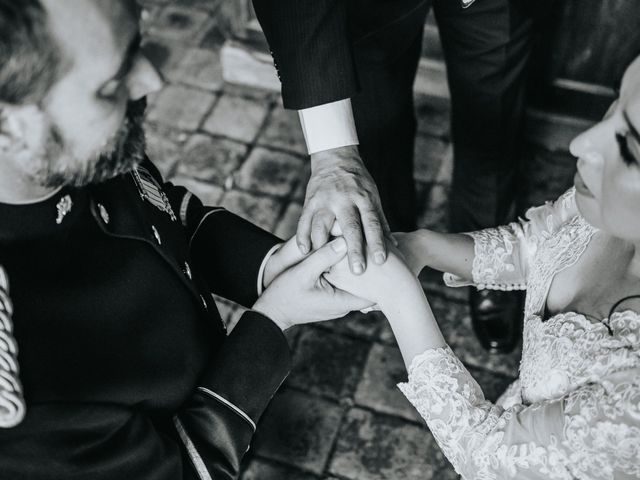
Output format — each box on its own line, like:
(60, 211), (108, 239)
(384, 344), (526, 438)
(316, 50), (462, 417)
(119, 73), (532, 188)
(401, 189), (640, 479)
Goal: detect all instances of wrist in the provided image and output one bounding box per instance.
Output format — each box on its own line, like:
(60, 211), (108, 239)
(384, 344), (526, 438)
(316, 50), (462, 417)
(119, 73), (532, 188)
(416, 229), (438, 269)
(251, 301), (289, 331)
(310, 145), (361, 171)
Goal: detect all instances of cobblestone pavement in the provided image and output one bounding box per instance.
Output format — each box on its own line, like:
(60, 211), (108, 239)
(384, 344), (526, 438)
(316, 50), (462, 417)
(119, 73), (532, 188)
(139, 2), (578, 478)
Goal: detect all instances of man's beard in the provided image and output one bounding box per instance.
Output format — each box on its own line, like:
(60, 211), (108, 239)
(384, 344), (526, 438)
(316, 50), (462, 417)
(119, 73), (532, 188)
(35, 99), (147, 189)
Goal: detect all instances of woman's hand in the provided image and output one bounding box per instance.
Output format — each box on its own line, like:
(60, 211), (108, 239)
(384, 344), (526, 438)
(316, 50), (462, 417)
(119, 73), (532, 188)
(253, 238), (373, 330)
(324, 240), (421, 311)
(393, 230), (429, 277)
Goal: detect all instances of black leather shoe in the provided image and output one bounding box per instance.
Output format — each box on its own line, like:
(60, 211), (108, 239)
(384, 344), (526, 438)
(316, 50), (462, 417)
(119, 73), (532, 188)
(469, 289), (524, 354)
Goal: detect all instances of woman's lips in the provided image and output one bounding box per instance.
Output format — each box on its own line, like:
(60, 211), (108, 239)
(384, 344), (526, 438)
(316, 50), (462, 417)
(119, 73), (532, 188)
(574, 170), (595, 198)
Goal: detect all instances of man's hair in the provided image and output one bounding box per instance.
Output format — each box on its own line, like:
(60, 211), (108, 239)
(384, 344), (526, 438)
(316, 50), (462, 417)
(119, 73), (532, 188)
(0, 0), (62, 105)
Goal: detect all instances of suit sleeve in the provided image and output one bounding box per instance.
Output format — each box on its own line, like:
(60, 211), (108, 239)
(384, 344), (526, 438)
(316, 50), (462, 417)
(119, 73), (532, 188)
(252, 0), (359, 109)
(174, 311), (291, 480)
(143, 159), (282, 308)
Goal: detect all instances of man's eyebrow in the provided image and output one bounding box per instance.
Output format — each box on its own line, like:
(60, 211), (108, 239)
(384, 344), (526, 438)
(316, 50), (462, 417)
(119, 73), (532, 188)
(110, 32), (142, 82)
(623, 109), (640, 144)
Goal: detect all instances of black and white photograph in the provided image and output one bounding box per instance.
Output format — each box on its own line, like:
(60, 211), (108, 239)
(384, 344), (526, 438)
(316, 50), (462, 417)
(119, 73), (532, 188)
(0, 0), (639, 478)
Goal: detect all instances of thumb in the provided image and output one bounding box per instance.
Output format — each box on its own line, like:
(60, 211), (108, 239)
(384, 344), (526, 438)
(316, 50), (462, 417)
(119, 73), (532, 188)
(296, 237), (348, 277)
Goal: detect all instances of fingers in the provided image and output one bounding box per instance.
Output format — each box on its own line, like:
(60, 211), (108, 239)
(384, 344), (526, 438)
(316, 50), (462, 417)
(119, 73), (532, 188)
(361, 208), (387, 265)
(296, 207), (313, 255)
(296, 237), (348, 278)
(336, 208), (365, 275)
(310, 210), (335, 250)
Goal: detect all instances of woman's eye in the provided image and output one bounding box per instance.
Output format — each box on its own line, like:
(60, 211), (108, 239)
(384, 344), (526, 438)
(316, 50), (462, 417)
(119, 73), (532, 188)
(616, 131), (640, 166)
(97, 80), (122, 100)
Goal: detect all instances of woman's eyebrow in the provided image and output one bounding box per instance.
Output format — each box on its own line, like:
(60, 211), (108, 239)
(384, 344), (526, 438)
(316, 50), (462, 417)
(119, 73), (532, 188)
(623, 109), (640, 144)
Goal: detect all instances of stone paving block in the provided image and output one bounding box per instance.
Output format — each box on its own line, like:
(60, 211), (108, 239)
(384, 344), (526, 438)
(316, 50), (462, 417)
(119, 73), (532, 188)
(241, 459), (319, 480)
(166, 47), (224, 91)
(414, 135), (450, 183)
(144, 123), (187, 178)
(234, 147), (305, 198)
(415, 95), (450, 139)
(416, 182), (450, 232)
(317, 311), (385, 341)
(378, 294), (521, 377)
(147, 85), (216, 131)
(427, 294), (521, 377)
(354, 343), (422, 423)
(170, 0), (221, 12)
(436, 464), (461, 480)
(146, 5), (214, 44)
(329, 408), (446, 480)
(253, 389), (344, 475)
(175, 134), (248, 185)
(212, 294), (242, 331)
(203, 95), (270, 143)
(287, 327), (371, 401)
(168, 175), (224, 206)
(221, 189), (284, 232)
(274, 202), (303, 239)
(434, 143), (454, 185)
(258, 107), (308, 156)
(142, 36), (190, 83)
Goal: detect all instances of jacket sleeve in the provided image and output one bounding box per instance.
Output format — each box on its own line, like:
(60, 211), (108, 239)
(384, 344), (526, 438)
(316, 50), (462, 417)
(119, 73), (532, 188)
(142, 159), (282, 308)
(174, 311), (291, 480)
(398, 346), (640, 480)
(443, 188), (580, 291)
(251, 0), (359, 109)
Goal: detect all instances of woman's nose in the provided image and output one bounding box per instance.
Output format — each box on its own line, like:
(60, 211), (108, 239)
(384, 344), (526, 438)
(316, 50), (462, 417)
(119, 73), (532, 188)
(127, 55), (165, 101)
(569, 117), (611, 160)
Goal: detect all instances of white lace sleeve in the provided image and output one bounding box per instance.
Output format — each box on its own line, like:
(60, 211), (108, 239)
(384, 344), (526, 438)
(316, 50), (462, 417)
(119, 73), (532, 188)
(398, 346), (640, 480)
(443, 188), (579, 291)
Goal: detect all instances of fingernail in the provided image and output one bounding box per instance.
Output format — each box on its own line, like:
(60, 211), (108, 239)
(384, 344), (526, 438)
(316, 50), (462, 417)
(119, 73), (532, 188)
(298, 242), (310, 254)
(352, 261), (364, 274)
(331, 238), (347, 253)
(374, 252), (386, 264)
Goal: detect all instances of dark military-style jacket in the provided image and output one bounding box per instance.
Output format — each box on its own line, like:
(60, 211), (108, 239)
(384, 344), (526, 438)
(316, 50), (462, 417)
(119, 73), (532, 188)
(0, 158), (290, 480)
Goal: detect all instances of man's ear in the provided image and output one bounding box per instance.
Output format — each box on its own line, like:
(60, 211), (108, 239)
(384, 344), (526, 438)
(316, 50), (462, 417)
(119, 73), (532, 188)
(0, 104), (46, 155)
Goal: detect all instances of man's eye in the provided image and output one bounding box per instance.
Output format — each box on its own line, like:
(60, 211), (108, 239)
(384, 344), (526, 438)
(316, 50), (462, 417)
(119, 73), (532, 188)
(616, 131), (640, 166)
(97, 80), (122, 99)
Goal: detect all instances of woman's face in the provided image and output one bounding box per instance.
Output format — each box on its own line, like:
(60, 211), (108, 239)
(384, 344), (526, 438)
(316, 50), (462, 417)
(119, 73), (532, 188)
(570, 56), (640, 242)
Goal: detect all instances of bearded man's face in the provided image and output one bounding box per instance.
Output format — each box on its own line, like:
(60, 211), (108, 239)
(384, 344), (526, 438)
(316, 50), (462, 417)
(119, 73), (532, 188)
(10, 0), (163, 191)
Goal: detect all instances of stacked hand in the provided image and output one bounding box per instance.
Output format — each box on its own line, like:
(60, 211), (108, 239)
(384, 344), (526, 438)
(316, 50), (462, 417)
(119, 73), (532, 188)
(253, 237), (374, 330)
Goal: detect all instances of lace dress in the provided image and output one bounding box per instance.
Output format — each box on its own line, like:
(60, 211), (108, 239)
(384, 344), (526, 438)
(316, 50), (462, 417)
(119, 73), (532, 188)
(398, 189), (640, 480)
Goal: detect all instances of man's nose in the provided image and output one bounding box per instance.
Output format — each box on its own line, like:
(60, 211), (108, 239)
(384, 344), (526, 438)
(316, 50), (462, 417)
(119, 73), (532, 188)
(127, 55), (164, 101)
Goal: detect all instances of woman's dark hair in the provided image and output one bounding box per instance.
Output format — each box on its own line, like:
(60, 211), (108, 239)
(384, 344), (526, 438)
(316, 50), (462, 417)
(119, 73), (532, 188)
(0, 0), (63, 105)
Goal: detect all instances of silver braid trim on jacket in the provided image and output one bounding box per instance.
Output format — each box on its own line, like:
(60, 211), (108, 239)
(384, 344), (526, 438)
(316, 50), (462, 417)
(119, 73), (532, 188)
(0, 265), (26, 428)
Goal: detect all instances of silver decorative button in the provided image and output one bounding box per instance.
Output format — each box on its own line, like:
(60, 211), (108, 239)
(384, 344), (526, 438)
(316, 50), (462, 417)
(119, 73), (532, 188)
(97, 203), (110, 224)
(152, 225), (161, 245)
(55, 195), (73, 225)
(183, 262), (192, 280)
(200, 295), (207, 310)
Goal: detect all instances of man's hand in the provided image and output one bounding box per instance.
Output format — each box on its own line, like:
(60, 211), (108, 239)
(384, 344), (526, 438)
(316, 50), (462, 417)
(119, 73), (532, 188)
(298, 145), (390, 275)
(253, 238), (373, 330)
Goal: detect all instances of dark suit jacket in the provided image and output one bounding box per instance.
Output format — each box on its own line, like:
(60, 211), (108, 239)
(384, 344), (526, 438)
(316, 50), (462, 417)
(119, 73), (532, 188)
(0, 159), (289, 480)
(253, 0), (429, 109)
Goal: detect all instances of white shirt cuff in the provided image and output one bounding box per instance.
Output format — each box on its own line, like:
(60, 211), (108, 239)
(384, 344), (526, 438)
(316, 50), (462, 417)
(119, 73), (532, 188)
(256, 243), (284, 296)
(298, 99), (359, 155)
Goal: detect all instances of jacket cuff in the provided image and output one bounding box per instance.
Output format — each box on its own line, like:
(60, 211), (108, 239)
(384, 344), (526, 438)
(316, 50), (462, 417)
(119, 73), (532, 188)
(190, 209), (282, 307)
(197, 311), (291, 424)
